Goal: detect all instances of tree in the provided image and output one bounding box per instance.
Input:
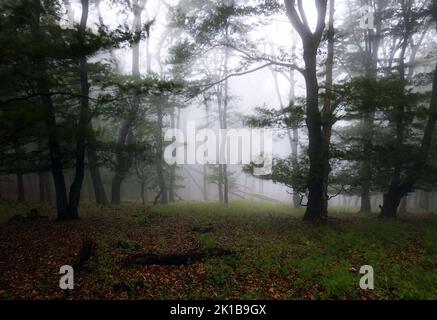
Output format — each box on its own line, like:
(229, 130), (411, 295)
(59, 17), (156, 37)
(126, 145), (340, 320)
(284, 0), (329, 221)
(379, 0), (437, 217)
(111, 0), (151, 204)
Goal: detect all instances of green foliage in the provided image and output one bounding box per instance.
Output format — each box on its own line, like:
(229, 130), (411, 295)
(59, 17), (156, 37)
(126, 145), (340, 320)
(245, 102), (305, 129)
(197, 232), (217, 248)
(117, 239), (139, 251)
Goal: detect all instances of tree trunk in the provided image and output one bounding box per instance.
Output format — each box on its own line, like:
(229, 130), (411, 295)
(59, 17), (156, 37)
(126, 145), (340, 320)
(379, 1), (437, 218)
(16, 173), (24, 202)
(380, 190), (403, 218)
(67, 0), (90, 219)
(359, 191), (371, 213)
(31, 0), (69, 219)
(140, 180), (146, 206)
(222, 26), (230, 205)
(359, 1), (384, 213)
(284, 0), (328, 221)
(38, 172), (45, 202)
(218, 165), (224, 201)
(302, 46), (328, 221)
(203, 165), (209, 201)
(87, 124), (108, 205)
(156, 108), (168, 204)
(111, 0), (145, 204)
(380, 60), (437, 217)
(168, 115), (176, 202)
(320, 0), (335, 218)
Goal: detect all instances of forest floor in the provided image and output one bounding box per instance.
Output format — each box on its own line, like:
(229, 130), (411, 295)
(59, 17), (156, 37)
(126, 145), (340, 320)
(0, 201), (437, 300)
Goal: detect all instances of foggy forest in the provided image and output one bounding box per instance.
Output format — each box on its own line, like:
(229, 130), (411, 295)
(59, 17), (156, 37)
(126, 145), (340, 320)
(1, 0), (437, 301)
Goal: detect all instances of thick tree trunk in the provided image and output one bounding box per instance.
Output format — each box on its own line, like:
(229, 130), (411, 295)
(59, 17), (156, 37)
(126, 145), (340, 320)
(359, 191), (371, 213)
(31, 0), (69, 219)
(284, 0), (328, 221)
(303, 48), (328, 221)
(380, 190), (403, 218)
(379, 2), (436, 218)
(380, 57), (437, 217)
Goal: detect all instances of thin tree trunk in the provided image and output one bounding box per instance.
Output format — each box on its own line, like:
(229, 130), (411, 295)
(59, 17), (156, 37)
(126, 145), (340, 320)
(67, 0), (90, 219)
(140, 180), (145, 206)
(38, 172), (45, 202)
(111, 0), (145, 204)
(17, 173), (24, 202)
(203, 165), (208, 201)
(222, 26), (230, 205)
(218, 165), (223, 201)
(87, 123), (108, 205)
(168, 114), (176, 202)
(320, 0), (335, 218)
(156, 108), (168, 204)
(290, 60), (300, 208)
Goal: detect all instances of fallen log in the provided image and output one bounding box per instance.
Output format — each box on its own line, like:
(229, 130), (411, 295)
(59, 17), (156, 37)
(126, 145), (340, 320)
(123, 247), (236, 266)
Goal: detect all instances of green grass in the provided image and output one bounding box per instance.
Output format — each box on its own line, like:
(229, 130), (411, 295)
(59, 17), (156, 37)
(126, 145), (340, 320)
(152, 201), (437, 299)
(1, 200), (436, 299)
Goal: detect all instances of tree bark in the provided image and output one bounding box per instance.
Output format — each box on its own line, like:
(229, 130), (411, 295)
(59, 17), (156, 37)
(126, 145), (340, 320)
(38, 172), (45, 202)
(87, 125), (108, 205)
(156, 108), (168, 204)
(31, 0), (69, 219)
(222, 26), (230, 205)
(380, 60), (437, 217)
(111, 0), (146, 204)
(218, 165), (224, 201)
(284, 0), (328, 221)
(67, 0), (90, 219)
(320, 0), (335, 217)
(379, 1), (437, 218)
(16, 173), (24, 202)
(359, 0), (383, 213)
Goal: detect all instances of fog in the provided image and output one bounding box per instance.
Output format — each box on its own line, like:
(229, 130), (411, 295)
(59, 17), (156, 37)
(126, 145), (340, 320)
(1, 0), (436, 215)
